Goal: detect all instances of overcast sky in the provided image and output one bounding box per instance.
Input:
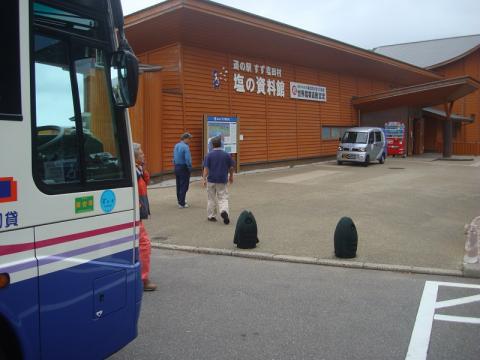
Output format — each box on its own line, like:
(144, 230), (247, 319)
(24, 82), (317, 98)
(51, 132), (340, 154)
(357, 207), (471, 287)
(120, 0), (480, 49)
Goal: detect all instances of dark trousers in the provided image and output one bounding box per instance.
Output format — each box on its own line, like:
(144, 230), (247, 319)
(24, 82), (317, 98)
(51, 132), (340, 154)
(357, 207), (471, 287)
(175, 165), (190, 206)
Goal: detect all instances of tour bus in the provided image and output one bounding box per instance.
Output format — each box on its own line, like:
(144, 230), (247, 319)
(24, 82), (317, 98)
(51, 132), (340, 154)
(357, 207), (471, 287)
(0, 1), (142, 359)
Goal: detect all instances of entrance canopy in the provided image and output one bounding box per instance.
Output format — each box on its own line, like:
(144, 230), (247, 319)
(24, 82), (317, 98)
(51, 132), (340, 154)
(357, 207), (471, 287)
(352, 76), (480, 112)
(422, 107), (474, 123)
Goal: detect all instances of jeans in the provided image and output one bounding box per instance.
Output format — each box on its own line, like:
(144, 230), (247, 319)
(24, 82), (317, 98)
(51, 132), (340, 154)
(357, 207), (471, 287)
(175, 164), (190, 206)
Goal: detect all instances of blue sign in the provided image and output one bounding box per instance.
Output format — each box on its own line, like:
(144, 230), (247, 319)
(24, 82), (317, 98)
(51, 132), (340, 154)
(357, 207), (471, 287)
(0, 181), (11, 198)
(207, 116), (237, 123)
(100, 190), (116, 213)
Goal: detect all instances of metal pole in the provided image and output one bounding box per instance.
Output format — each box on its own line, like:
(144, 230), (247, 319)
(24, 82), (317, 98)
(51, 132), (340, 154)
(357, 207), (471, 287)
(443, 102), (454, 158)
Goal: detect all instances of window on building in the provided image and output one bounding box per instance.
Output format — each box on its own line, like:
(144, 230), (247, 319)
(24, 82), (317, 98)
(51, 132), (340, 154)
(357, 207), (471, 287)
(322, 126), (349, 140)
(0, 1), (22, 120)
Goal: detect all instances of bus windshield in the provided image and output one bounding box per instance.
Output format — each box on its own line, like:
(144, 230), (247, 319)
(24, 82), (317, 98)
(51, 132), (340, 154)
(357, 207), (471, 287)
(342, 131), (368, 144)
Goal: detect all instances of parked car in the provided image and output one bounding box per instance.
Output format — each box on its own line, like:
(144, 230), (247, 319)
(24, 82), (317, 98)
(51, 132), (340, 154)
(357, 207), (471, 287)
(337, 127), (386, 166)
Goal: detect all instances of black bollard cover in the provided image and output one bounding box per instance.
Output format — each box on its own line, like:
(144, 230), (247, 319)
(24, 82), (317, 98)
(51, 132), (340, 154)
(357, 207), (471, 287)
(334, 217), (358, 258)
(234, 210), (259, 249)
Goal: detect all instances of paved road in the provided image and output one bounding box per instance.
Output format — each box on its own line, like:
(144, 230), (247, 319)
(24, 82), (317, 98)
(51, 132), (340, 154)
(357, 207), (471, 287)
(110, 250), (480, 360)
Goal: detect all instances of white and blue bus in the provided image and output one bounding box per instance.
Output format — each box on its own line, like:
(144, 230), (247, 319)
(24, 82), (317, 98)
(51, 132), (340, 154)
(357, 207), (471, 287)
(0, 1), (142, 359)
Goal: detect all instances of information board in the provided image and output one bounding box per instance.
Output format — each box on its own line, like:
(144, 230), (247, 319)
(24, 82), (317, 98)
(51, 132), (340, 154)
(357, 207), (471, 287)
(206, 116), (238, 154)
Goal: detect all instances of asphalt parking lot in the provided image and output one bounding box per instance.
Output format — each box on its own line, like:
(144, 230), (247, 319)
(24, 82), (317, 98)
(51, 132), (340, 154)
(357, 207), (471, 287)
(145, 155), (480, 271)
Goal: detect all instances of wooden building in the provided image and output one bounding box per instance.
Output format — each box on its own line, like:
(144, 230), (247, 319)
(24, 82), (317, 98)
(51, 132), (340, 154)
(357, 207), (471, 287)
(125, 0), (480, 175)
(374, 35), (480, 156)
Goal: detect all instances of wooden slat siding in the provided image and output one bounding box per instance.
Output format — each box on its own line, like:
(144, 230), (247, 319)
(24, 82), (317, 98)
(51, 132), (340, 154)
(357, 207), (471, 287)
(135, 43), (407, 171)
(434, 49), (480, 148)
(295, 65), (321, 158)
(464, 51), (480, 143)
(357, 77), (373, 97)
(318, 70), (340, 123)
(370, 79), (387, 93)
(162, 93), (184, 171)
(182, 46), (230, 167)
(457, 142), (480, 155)
(148, 43), (182, 91)
(318, 69), (340, 155)
(143, 71), (163, 174)
(437, 142), (480, 155)
(339, 74), (357, 125)
(424, 117), (440, 151)
(266, 63), (297, 161)
(230, 54), (268, 163)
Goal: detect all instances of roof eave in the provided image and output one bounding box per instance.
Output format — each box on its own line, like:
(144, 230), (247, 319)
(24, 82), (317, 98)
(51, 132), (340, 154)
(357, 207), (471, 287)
(124, 0), (441, 83)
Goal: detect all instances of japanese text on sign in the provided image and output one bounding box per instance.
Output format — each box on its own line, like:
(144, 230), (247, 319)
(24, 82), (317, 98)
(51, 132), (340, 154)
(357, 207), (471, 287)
(290, 82), (327, 102)
(232, 59), (285, 98)
(0, 210), (19, 229)
(232, 60), (282, 77)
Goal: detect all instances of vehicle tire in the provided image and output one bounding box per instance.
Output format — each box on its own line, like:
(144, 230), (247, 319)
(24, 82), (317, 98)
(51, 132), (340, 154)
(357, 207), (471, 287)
(363, 155), (370, 167)
(379, 153), (385, 164)
(337, 160), (343, 165)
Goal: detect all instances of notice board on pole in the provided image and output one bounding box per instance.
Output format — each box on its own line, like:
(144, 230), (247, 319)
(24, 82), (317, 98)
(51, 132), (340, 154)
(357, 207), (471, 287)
(203, 115), (240, 172)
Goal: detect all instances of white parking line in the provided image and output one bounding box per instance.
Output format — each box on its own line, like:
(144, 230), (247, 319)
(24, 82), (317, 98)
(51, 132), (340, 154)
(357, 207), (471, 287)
(406, 282), (438, 360)
(435, 294), (480, 309)
(434, 314), (480, 324)
(406, 281), (480, 360)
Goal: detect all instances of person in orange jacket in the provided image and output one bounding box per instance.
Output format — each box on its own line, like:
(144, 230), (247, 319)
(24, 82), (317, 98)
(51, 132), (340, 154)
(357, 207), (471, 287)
(133, 143), (157, 291)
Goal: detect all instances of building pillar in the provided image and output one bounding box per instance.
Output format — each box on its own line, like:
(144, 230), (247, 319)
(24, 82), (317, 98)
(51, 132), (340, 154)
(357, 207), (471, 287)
(443, 101), (454, 158)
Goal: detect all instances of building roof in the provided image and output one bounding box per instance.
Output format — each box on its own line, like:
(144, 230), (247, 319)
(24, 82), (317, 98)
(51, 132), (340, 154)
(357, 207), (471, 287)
(352, 76), (480, 112)
(373, 34), (480, 69)
(125, 0), (441, 86)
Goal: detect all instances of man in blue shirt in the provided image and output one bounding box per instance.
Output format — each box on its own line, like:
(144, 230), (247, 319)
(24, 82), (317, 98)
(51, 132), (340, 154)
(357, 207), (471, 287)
(173, 132), (192, 208)
(202, 136), (235, 224)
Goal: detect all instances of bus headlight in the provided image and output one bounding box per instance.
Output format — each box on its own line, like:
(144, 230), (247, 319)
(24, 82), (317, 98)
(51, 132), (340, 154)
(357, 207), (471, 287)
(338, 146), (343, 151)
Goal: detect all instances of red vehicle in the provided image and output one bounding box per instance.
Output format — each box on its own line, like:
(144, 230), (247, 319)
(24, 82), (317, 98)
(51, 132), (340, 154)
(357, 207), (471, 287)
(385, 122), (406, 157)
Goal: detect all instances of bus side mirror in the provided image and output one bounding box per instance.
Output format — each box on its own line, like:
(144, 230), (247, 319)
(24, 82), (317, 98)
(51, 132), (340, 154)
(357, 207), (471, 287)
(110, 50), (139, 108)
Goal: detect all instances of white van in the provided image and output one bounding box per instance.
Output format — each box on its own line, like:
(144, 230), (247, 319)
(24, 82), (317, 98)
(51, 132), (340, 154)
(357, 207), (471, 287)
(337, 127), (386, 166)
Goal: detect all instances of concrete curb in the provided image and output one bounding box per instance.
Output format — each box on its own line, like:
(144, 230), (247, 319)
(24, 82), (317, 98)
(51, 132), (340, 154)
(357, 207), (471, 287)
(152, 243), (466, 278)
(463, 263), (480, 278)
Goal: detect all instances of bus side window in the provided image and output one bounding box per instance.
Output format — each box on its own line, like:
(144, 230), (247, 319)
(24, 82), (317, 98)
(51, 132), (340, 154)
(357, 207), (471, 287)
(34, 35), (81, 185)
